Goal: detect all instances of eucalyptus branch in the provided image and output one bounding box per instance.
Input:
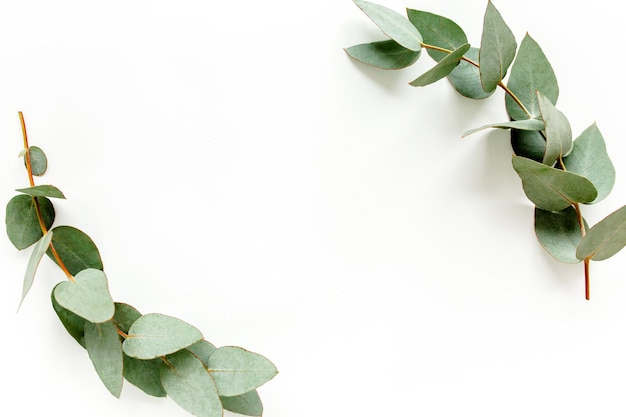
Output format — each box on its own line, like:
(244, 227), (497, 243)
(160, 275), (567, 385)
(346, 0), (626, 299)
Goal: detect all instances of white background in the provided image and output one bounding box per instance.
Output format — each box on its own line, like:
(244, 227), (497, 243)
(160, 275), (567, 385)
(1, 0), (626, 416)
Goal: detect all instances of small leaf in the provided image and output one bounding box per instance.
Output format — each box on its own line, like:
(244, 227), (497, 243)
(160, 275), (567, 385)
(447, 47), (494, 100)
(221, 390), (264, 417)
(506, 34), (558, 120)
(123, 313), (203, 360)
(18, 148), (28, 157)
(537, 91), (572, 166)
(114, 302), (142, 334)
(85, 320), (124, 398)
(353, 0), (422, 51)
(462, 118), (544, 137)
(25, 146), (47, 176)
(208, 346), (278, 397)
(577, 205), (626, 261)
(53, 268), (115, 323)
(187, 340), (217, 368)
(535, 206), (587, 264)
(479, 1), (517, 93)
(511, 129), (546, 162)
(51, 288), (87, 348)
(345, 40), (420, 70)
(563, 123), (615, 203)
(15, 184), (65, 199)
(123, 355), (167, 397)
(18, 231), (53, 310)
(46, 225), (103, 275)
(6, 195), (55, 250)
(161, 350), (222, 417)
(512, 155), (597, 211)
(409, 43), (470, 87)
(406, 9), (467, 62)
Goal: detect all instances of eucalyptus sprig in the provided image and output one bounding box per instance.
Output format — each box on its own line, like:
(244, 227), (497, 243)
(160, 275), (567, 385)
(6, 112), (277, 417)
(346, 0), (626, 299)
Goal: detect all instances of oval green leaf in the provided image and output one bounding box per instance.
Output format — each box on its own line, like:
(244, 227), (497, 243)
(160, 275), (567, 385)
(535, 206), (586, 264)
(462, 118), (544, 138)
(353, 0), (422, 51)
(345, 40), (420, 70)
(221, 390), (264, 417)
(506, 34), (558, 120)
(46, 225), (103, 275)
(576, 205), (626, 261)
(479, 1), (517, 93)
(512, 155), (597, 211)
(6, 195), (55, 250)
(122, 313), (203, 360)
(18, 231), (53, 310)
(446, 47), (494, 100)
(85, 320), (124, 398)
(537, 91), (572, 166)
(511, 128), (546, 162)
(25, 146), (47, 176)
(161, 350), (222, 417)
(15, 184), (65, 199)
(406, 9), (467, 62)
(563, 123), (615, 203)
(53, 268), (115, 323)
(123, 355), (167, 397)
(208, 346), (278, 397)
(409, 43), (470, 87)
(114, 302), (142, 334)
(187, 340), (217, 368)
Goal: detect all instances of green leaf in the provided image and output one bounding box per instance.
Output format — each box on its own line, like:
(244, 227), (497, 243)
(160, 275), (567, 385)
(537, 91), (572, 166)
(6, 195), (55, 250)
(506, 34), (558, 120)
(577, 205), (626, 261)
(345, 40), (420, 70)
(25, 146), (47, 176)
(123, 355), (167, 397)
(15, 184), (65, 199)
(479, 1), (517, 93)
(447, 47), (494, 100)
(512, 155), (598, 211)
(409, 43), (470, 87)
(535, 206), (587, 264)
(113, 302), (142, 334)
(353, 0), (422, 51)
(406, 9), (467, 62)
(122, 313), (203, 360)
(462, 118), (544, 138)
(18, 231), (53, 310)
(563, 123), (615, 203)
(46, 225), (103, 275)
(51, 288), (87, 348)
(208, 346), (278, 397)
(511, 129), (546, 162)
(53, 268), (115, 323)
(85, 320), (124, 398)
(221, 390), (264, 417)
(187, 340), (217, 368)
(161, 350), (222, 417)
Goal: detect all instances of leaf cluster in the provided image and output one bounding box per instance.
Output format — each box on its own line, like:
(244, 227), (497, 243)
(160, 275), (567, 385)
(6, 116), (276, 417)
(346, 0), (626, 298)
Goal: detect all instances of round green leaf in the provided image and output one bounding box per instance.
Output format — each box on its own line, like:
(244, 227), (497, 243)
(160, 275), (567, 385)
(161, 350), (222, 417)
(122, 313), (203, 360)
(409, 43), (470, 87)
(446, 47), (494, 100)
(46, 225), (103, 275)
(53, 268), (115, 323)
(577, 205), (626, 261)
(406, 9), (467, 62)
(221, 390), (263, 417)
(345, 40), (420, 70)
(353, 0), (422, 51)
(123, 355), (167, 397)
(6, 195), (55, 250)
(15, 184), (65, 199)
(85, 320), (124, 398)
(25, 146), (47, 176)
(207, 346), (278, 397)
(535, 206), (586, 264)
(479, 1), (517, 93)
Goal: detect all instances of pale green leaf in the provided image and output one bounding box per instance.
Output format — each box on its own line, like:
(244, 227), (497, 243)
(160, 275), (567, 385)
(187, 340), (217, 368)
(46, 225), (103, 275)
(15, 184), (65, 199)
(447, 47), (494, 100)
(537, 91), (572, 166)
(353, 0), (422, 51)
(18, 231), (53, 310)
(406, 9), (467, 61)
(123, 313), (203, 360)
(5, 195), (55, 250)
(161, 350), (222, 417)
(221, 390), (264, 417)
(208, 346), (278, 397)
(506, 34), (558, 120)
(479, 1), (517, 93)
(463, 118), (543, 138)
(123, 355), (166, 397)
(563, 123), (615, 203)
(409, 43), (470, 87)
(85, 320), (124, 398)
(25, 146), (47, 176)
(345, 40), (420, 69)
(535, 206), (586, 264)
(512, 155), (597, 211)
(53, 268), (115, 323)
(577, 205), (626, 261)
